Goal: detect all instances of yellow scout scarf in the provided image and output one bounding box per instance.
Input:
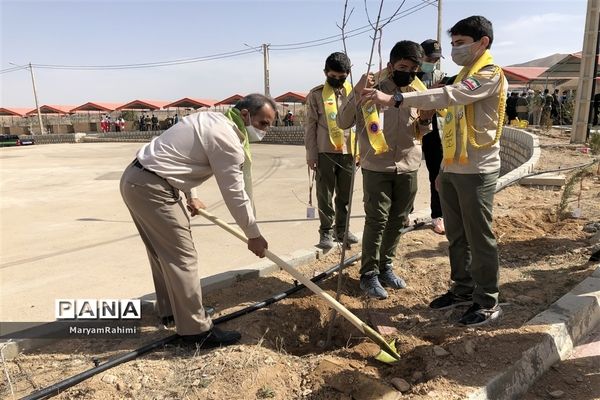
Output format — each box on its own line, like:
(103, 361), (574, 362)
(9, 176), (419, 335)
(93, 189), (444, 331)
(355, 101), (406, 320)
(362, 71), (428, 155)
(322, 80), (354, 153)
(224, 108), (254, 208)
(442, 50), (506, 165)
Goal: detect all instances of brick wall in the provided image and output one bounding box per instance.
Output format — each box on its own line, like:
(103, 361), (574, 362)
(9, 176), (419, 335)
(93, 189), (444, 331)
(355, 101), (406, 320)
(262, 126), (305, 145)
(496, 127), (540, 191)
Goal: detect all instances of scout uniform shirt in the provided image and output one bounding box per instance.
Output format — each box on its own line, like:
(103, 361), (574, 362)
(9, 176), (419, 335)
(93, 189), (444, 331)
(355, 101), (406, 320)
(136, 111), (260, 239)
(304, 84), (353, 162)
(337, 77), (431, 173)
(400, 65), (508, 175)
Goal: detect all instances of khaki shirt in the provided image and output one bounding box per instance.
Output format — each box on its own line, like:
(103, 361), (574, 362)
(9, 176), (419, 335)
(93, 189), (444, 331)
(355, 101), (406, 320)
(337, 77), (431, 174)
(401, 65), (508, 174)
(137, 111), (260, 238)
(304, 84), (353, 161)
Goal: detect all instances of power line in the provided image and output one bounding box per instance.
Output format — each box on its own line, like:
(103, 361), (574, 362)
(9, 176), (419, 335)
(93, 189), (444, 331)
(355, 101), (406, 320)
(29, 48), (261, 71)
(1, 1), (436, 72)
(269, 0), (436, 50)
(0, 65), (29, 74)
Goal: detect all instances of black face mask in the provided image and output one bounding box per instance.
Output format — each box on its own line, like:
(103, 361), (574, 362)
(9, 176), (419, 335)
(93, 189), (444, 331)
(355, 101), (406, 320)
(392, 70), (416, 87)
(326, 76), (346, 88)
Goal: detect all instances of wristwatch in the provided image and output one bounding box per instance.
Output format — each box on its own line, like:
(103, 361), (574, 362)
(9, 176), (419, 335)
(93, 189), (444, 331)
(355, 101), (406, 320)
(393, 92), (404, 108)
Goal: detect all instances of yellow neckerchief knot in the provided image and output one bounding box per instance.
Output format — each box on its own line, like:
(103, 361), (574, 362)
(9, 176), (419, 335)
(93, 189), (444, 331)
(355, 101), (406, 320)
(442, 49), (506, 165)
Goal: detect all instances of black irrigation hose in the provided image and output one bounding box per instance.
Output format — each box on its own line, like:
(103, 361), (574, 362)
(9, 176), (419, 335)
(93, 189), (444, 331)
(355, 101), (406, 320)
(21, 252), (363, 400)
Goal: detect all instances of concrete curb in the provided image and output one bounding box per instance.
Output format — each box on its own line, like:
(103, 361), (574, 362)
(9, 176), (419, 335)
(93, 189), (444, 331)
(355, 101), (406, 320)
(466, 264), (600, 400)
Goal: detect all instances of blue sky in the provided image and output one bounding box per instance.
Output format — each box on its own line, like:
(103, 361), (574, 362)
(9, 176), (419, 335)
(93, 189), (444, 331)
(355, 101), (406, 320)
(0, 0), (588, 108)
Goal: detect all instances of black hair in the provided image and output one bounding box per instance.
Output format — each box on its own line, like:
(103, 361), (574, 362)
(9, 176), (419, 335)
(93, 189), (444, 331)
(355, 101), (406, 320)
(234, 93), (277, 115)
(448, 15), (494, 49)
(389, 40), (424, 65)
(325, 52), (351, 73)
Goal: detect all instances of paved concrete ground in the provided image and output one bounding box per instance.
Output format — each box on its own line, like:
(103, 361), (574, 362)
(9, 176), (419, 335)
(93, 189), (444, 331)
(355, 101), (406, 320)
(0, 142), (431, 322)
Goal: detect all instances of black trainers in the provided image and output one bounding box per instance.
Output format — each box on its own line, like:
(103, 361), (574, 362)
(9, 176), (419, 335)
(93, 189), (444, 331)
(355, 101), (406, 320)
(316, 231), (335, 250)
(176, 326), (241, 348)
(378, 266), (407, 289)
(359, 273), (388, 299)
(458, 303), (502, 327)
(429, 291), (472, 310)
(161, 306), (215, 326)
(335, 231), (359, 244)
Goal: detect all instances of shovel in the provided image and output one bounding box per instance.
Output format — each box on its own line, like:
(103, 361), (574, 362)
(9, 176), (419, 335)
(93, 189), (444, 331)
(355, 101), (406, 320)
(197, 208), (400, 362)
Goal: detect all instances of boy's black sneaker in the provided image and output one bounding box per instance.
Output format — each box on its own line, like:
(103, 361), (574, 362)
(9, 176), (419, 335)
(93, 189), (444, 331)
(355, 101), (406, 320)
(458, 303), (502, 327)
(429, 291), (472, 310)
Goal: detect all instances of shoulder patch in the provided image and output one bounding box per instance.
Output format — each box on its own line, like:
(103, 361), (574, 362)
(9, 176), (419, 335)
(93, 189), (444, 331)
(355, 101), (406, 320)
(475, 64), (500, 79)
(460, 77), (482, 91)
(309, 84), (325, 93)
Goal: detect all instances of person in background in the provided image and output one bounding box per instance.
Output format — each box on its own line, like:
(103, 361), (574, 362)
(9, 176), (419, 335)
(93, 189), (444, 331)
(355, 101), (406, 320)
(506, 92), (518, 124)
(516, 91), (529, 121)
(304, 51), (359, 250)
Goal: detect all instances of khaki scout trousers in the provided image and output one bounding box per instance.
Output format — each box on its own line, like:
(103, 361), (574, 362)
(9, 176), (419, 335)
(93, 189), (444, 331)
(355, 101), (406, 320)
(120, 163), (212, 335)
(439, 171), (500, 308)
(360, 169), (417, 276)
(316, 153), (354, 235)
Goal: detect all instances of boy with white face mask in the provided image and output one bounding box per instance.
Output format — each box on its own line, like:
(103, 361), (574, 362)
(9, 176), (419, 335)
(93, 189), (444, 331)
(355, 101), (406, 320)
(359, 16), (507, 327)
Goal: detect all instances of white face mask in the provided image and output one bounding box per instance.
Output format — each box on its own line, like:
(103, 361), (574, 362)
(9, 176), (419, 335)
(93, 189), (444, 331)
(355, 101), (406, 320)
(246, 124), (266, 142)
(451, 41), (478, 66)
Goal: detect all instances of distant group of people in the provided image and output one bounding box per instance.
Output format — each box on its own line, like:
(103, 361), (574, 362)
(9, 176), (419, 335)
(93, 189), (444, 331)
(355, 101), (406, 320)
(505, 87), (577, 127)
(137, 113), (179, 131)
(100, 115), (125, 133)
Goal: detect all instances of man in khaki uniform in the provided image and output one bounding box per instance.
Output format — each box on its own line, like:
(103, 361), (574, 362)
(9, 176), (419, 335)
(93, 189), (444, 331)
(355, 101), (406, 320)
(305, 52), (358, 249)
(120, 94), (275, 346)
(338, 41), (431, 299)
(360, 16), (507, 326)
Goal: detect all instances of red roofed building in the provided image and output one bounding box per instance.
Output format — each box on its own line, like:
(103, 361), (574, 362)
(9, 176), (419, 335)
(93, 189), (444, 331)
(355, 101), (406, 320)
(0, 107), (32, 117)
(70, 102), (123, 113)
(274, 91), (308, 104)
(116, 100), (170, 111)
(26, 105), (74, 115)
(163, 98), (217, 109)
(214, 94), (245, 106)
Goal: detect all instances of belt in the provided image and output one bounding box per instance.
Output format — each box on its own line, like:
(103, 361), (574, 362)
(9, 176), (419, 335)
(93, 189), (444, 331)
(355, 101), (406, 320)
(132, 158), (160, 177)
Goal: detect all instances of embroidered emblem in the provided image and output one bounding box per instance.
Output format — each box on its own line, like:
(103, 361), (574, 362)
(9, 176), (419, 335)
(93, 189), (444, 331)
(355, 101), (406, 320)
(461, 77), (481, 91)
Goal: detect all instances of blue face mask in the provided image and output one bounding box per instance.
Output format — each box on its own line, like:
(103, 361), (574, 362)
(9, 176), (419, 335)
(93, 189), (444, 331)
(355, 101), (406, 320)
(421, 62), (436, 73)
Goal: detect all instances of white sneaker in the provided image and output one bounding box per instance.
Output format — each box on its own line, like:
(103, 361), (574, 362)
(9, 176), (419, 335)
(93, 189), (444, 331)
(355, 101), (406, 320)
(432, 217), (445, 234)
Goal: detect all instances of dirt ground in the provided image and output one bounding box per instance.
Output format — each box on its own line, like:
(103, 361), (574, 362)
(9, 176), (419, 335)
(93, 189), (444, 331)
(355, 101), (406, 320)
(2, 129), (600, 400)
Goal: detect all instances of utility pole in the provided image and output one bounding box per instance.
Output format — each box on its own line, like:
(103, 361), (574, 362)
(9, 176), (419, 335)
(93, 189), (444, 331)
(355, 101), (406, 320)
(436, 0), (442, 69)
(262, 43), (271, 97)
(29, 62), (45, 135)
(571, 0), (599, 143)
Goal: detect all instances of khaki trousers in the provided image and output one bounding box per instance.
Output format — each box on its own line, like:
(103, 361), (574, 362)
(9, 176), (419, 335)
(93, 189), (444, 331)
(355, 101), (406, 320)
(120, 163), (212, 335)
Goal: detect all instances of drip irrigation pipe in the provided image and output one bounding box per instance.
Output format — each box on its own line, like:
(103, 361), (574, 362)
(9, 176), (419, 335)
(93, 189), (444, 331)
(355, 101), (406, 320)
(21, 252), (362, 400)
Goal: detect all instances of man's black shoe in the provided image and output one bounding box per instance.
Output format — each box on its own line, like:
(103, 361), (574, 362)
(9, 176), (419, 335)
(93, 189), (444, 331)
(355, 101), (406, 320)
(429, 291), (472, 310)
(458, 303), (502, 327)
(161, 305), (215, 326)
(176, 327), (241, 348)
